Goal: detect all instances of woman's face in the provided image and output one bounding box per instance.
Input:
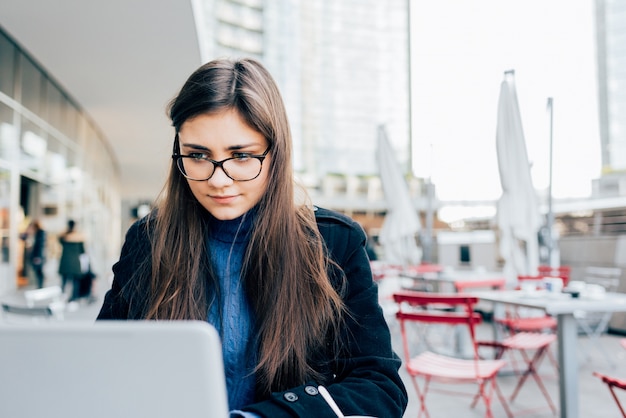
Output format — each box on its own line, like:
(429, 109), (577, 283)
(177, 109), (270, 220)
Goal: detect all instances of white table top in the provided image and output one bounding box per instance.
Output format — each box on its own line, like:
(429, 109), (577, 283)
(471, 290), (626, 315)
(401, 269), (505, 282)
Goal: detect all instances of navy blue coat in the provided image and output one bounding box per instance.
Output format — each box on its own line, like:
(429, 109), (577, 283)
(97, 207), (407, 417)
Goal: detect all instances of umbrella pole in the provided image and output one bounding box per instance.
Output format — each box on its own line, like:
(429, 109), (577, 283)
(546, 97), (555, 266)
(422, 179), (434, 263)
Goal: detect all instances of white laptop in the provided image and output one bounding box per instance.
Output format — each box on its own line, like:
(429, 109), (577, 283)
(0, 321), (229, 418)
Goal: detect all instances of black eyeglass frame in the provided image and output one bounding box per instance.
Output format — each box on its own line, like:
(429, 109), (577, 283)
(172, 147), (270, 182)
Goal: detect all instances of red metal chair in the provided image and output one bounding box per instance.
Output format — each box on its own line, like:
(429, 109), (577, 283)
(496, 275), (558, 333)
(494, 275), (560, 372)
(370, 261), (403, 282)
(401, 263), (445, 292)
(594, 372), (626, 417)
(591, 338), (626, 417)
(453, 277), (506, 293)
(478, 332), (558, 415)
(393, 290), (513, 418)
(405, 263), (445, 275)
(537, 265), (571, 286)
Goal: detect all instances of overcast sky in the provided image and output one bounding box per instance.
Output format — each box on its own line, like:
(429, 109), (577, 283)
(410, 0), (600, 210)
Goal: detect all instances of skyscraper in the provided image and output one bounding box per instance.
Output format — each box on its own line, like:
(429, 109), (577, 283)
(194, 0), (411, 191)
(595, 0), (626, 196)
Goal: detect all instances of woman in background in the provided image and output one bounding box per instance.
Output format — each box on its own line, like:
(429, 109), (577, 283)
(23, 220), (46, 288)
(58, 219), (85, 301)
(97, 58), (407, 417)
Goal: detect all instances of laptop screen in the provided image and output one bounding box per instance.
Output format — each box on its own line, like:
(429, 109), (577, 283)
(0, 321), (229, 418)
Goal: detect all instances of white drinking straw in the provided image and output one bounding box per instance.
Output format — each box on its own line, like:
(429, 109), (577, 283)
(318, 385), (345, 418)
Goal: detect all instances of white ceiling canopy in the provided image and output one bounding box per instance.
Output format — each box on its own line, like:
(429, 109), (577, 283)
(0, 0), (203, 199)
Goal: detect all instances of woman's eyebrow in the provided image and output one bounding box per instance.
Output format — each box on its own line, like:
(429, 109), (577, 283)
(179, 142), (210, 151)
(227, 143), (260, 151)
(180, 142), (261, 151)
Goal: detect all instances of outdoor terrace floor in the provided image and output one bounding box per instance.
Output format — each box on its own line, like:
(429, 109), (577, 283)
(6, 277), (626, 417)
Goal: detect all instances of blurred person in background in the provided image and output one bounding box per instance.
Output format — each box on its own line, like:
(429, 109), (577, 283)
(58, 219), (85, 301)
(365, 231), (378, 261)
(97, 58), (407, 418)
(21, 220), (46, 288)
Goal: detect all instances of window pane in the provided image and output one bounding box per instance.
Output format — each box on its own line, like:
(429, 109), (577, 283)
(0, 102), (16, 159)
(20, 117), (47, 176)
(0, 32), (16, 98)
(46, 133), (67, 184)
(62, 100), (79, 139)
(46, 79), (64, 132)
(19, 53), (43, 116)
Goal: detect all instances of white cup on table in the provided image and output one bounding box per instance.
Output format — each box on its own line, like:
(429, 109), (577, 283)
(568, 280), (586, 291)
(521, 281), (538, 294)
(584, 284), (606, 299)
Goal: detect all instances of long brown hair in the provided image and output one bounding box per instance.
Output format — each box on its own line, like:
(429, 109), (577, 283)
(146, 58), (345, 393)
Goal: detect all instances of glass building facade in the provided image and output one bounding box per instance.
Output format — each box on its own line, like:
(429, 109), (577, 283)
(194, 0), (411, 193)
(294, 0), (410, 180)
(0, 27), (121, 295)
(597, 0), (626, 173)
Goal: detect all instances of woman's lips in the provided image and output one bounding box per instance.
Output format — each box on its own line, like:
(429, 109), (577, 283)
(210, 195), (237, 204)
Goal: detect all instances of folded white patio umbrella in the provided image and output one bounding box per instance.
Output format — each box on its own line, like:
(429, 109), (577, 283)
(376, 125), (422, 266)
(496, 71), (541, 282)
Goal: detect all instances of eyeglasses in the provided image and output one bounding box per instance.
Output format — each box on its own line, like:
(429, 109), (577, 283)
(172, 148), (270, 182)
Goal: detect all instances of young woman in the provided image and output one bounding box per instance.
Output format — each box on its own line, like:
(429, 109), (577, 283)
(97, 58), (407, 418)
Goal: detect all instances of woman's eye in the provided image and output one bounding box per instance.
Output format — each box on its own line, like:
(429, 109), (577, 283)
(232, 153), (252, 161)
(189, 153), (209, 161)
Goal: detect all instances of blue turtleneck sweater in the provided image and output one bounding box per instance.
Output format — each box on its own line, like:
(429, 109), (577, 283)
(206, 211), (257, 412)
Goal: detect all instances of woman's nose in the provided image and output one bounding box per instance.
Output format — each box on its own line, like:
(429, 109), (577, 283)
(207, 165), (233, 187)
